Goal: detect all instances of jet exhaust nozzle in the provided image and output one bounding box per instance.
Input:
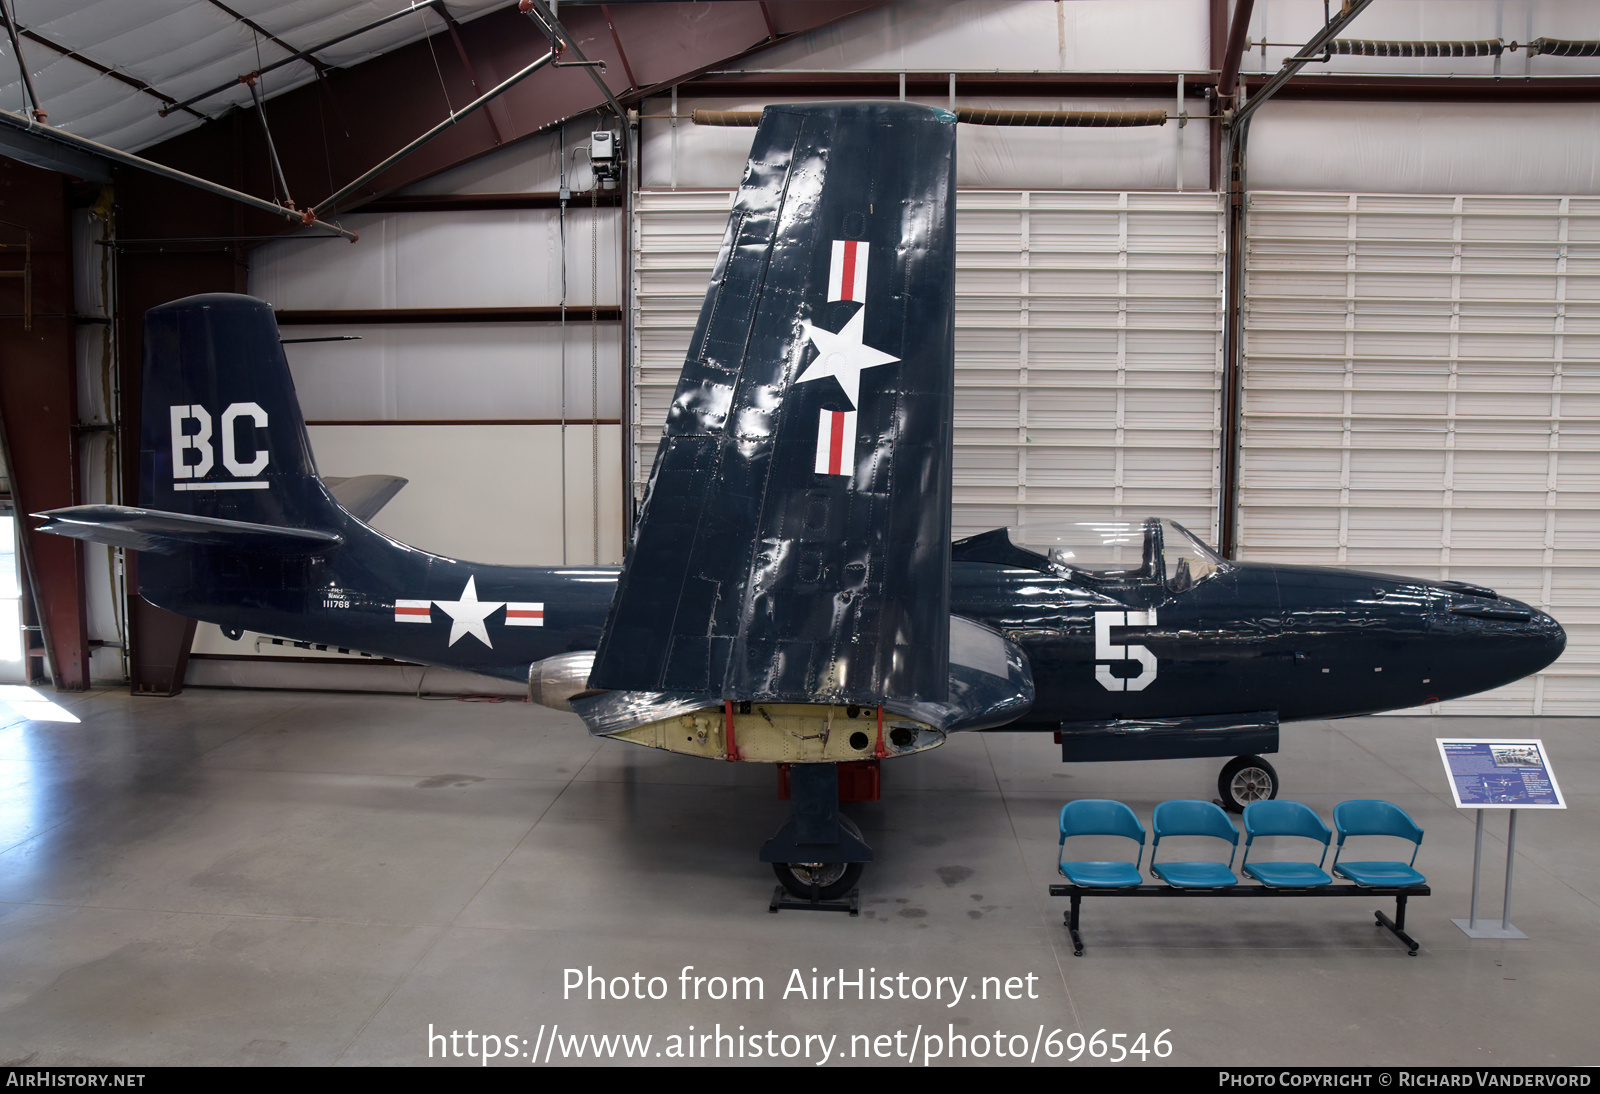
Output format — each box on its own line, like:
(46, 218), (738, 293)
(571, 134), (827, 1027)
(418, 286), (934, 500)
(528, 651), (599, 711)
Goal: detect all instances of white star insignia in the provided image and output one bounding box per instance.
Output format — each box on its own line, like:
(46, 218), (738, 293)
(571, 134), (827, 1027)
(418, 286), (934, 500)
(432, 576), (504, 648)
(796, 305), (899, 409)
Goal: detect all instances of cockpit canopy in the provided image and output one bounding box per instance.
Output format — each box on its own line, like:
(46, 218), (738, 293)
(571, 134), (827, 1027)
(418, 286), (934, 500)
(954, 518), (1229, 594)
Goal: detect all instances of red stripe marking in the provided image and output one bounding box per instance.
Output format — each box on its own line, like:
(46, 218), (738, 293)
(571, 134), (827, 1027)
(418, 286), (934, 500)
(506, 609), (544, 619)
(840, 241), (858, 301)
(828, 411), (846, 475)
(724, 698), (740, 761)
(395, 606), (430, 617)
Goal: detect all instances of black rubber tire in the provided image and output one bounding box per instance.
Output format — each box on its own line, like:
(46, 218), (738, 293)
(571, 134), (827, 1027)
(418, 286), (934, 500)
(1217, 754), (1278, 813)
(772, 860), (864, 901)
(771, 816), (866, 900)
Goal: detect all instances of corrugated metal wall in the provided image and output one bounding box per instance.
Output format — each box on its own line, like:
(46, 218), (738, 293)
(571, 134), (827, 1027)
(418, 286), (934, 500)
(1240, 192), (1600, 713)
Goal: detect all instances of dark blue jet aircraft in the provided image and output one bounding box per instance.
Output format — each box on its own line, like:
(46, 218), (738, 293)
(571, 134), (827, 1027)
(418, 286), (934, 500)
(36, 102), (1563, 899)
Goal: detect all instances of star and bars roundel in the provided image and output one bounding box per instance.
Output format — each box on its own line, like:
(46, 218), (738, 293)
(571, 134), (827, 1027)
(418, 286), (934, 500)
(392, 576), (543, 647)
(798, 239), (898, 479)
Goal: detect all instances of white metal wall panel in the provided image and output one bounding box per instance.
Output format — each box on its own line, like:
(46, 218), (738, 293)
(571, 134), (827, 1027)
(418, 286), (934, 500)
(231, 192), (625, 687)
(633, 189), (1224, 543)
(739, 1), (1209, 74)
(282, 323), (621, 422)
(252, 207), (620, 311)
(304, 423), (623, 567)
(1248, 102), (1600, 196)
(1241, 192), (1600, 715)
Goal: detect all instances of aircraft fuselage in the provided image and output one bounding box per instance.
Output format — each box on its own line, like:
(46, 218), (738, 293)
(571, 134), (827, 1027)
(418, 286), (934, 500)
(950, 558), (1563, 727)
(146, 513), (1564, 739)
(148, 517), (619, 682)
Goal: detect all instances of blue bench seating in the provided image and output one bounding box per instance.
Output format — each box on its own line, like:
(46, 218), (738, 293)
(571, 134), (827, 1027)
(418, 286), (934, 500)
(1150, 800), (1240, 889)
(1057, 799), (1146, 889)
(1332, 799), (1427, 888)
(1241, 800), (1334, 888)
(1050, 798), (1430, 956)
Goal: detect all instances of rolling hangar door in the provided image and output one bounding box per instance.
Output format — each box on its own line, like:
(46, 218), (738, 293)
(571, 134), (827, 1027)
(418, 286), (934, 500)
(1240, 193), (1600, 715)
(633, 189), (1227, 543)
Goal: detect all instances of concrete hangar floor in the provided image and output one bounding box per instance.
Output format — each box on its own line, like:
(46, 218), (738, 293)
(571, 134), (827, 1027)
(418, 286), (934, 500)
(0, 686), (1592, 1068)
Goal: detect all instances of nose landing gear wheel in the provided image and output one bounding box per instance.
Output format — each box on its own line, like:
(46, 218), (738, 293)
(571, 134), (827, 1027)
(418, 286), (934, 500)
(771, 860), (864, 901)
(1218, 754), (1278, 813)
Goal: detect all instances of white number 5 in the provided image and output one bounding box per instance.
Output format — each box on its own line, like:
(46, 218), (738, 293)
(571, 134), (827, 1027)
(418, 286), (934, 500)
(1095, 610), (1157, 692)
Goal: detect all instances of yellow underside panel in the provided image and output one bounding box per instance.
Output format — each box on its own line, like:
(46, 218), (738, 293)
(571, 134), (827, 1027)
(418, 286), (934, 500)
(604, 703), (945, 763)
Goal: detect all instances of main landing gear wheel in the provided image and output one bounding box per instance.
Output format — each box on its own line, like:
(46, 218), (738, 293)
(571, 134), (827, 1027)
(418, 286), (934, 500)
(771, 815), (866, 900)
(771, 861), (864, 901)
(1218, 754), (1278, 813)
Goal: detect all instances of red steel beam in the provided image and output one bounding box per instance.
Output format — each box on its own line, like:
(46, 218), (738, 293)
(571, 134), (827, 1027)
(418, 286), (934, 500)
(686, 71), (1217, 97)
(275, 306), (622, 323)
(0, 159), (90, 689)
(684, 68), (1600, 104)
(359, 191), (621, 212)
(1218, 0), (1257, 99)
(134, 2), (877, 233)
(1243, 73), (1600, 102)
(599, 5), (641, 94)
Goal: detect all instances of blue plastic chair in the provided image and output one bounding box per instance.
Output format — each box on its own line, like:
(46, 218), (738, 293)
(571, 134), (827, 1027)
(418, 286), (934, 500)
(1150, 800), (1240, 888)
(1332, 800), (1427, 888)
(1057, 800), (1146, 888)
(1241, 800), (1333, 887)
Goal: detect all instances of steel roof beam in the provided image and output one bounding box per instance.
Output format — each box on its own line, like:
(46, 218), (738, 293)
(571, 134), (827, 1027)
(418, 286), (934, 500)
(0, 12), (203, 121)
(0, 126), (109, 182)
(0, 105), (356, 239)
(1217, 0), (1257, 99)
(678, 69), (1600, 104)
(521, 0), (626, 123)
(1233, 0), (1378, 128)
(1243, 73), (1600, 102)
(313, 46), (557, 215)
(160, 0), (450, 118)
(686, 71), (1216, 97)
(205, 0), (323, 76)
(128, 2), (876, 226)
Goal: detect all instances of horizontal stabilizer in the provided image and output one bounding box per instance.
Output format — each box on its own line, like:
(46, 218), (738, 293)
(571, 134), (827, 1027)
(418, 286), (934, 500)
(323, 475), (408, 522)
(33, 504), (342, 555)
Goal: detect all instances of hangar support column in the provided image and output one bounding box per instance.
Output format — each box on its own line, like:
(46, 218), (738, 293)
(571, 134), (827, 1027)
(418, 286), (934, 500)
(0, 158), (90, 689)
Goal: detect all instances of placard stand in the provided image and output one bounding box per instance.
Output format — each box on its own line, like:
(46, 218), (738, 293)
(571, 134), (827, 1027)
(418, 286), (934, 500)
(1453, 808), (1526, 939)
(1437, 738), (1564, 942)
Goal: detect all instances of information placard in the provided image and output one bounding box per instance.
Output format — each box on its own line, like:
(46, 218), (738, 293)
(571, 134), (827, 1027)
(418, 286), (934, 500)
(1435, 738), (1565, 810)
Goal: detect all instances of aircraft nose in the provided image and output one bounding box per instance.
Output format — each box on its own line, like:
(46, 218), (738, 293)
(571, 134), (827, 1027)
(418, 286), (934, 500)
(1518, 606), (1566, 682)
(1528, 605), (1567, 664)
(1437, 592), (1566, 685)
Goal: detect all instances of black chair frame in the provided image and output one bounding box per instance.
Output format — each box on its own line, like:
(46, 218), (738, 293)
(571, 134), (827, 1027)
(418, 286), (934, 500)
(1049, 882), (1430, 956)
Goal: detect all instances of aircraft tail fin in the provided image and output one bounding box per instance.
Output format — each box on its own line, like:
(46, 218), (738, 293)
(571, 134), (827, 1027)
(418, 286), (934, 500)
(589, 102), (957, 706)
(138, 293), (343, 531)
